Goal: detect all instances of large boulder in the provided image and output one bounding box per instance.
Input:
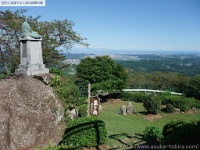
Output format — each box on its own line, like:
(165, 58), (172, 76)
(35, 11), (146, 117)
(0, 75), (65, 150)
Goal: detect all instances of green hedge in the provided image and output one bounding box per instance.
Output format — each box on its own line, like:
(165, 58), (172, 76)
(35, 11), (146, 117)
(121, 92), (200, 111)
(121, 92), (148, 102)
(160, 95), (200, 111)
(143, 126), (162, 140)
(163, 104), (175, 113)
(163, 120), (200, 145)
(78, 104), (88, 117)
(61, 117), (107, 148)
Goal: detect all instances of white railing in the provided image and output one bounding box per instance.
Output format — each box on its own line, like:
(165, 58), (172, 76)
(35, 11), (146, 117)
(122, 89), (183, 95)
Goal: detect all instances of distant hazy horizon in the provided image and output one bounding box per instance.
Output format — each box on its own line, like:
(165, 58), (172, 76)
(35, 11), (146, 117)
(69, 48), (200, 55)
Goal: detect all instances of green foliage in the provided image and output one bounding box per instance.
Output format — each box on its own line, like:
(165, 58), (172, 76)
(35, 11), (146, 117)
(163, 104), (175, 113)
(55, 82), (84, 106)
(0, 73), (6, 79)
(160, 95), (200, 111)
(126, 68), (200, 101)
(121, 92), (148, 102)
(162, 96), (193, 111)
(159, 94), (173, 105)
(0, 10), (23, 71)
(78, 104), (88, 117)
(0, 9), (88, 70)
(143, 94), (161, 114)
(162, 120), (200, 144)
(50, 76), (85, 107)
(50, 75), (60, 87)
(61, 117), (108, 148)
(184, 75), (200, 100)
(192, 100), (200, 109)
(49, 67), (63, 75)
(173, 98), (191, 112)
(75, 79), (89, 96)
(143, 126), (162, 140)
(76, 56), (128, 93)
(118, 56), (200, 76)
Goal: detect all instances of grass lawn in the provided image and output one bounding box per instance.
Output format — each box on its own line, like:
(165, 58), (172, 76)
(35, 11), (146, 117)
(98, 100), (200, 149)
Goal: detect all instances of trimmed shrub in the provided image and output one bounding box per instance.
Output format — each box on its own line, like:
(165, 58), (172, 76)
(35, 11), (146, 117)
(171, 97), (191, 112)
(121, 92), (148, 102)
(143, 94), (161, 114)
(78, 104), (88, 117)
(61, 117), (107, 148)
(163, 120), (200, 144)
(164, 104), (175, 113)
(192, 100), (200, 109)
(160, 95), (200, 112)
(159, 95), (172, 105)
(143, 126), (162, 140)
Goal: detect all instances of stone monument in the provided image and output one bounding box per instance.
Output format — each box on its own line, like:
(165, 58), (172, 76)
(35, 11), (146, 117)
(15, 19), (49, 75)
(126, 102), (134, 114)
(120, 105), (127, 115)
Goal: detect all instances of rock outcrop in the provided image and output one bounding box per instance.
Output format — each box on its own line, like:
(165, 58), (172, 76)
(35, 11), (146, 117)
(0, 75), (65, 150)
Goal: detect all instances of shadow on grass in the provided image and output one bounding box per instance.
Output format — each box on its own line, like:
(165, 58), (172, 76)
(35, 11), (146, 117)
(108, 133), (142, 150)
(108, 133), (161, 150)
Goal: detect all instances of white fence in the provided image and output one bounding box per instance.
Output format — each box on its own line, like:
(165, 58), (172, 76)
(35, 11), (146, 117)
(122, 89), (183, 95)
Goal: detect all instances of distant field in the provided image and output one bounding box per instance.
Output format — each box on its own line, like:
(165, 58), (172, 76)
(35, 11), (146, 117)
(116, 55), (200, 76)
(98, 100), (200, 148)
(63, 52), (200, 76)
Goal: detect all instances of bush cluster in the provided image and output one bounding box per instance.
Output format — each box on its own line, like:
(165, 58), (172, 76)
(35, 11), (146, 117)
(121, 92), (197, 113)
(143, 94), (161, 114)
(163, 120), (200, 144)
(49, 67), (63, 75)
(160, 95), (200, 111)
(61, 117), (108, 148)
(143, 126), (162, 140)
(0, 73), (6, 79)
(121, 92), (148, 102)
(163, 104), (175, 113)
(78, 104), (88, 117)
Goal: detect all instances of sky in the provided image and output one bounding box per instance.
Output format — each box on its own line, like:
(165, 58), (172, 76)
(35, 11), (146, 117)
(0, 0), (200, 52)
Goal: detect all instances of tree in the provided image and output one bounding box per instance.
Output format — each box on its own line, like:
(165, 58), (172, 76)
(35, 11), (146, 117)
(76, 56), (128, 93)
(0, 9), (88, 72)
(184, 75), (200, 100)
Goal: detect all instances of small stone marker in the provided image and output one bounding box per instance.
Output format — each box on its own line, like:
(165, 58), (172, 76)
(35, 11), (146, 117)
(66, 107), (78, 120)
(126, 102), (134, 114)
(120, 102), (134, 115)
(120, 105), (127, 115)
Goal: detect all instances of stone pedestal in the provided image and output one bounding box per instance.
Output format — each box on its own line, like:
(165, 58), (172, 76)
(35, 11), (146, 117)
(15, 36), (49, 75)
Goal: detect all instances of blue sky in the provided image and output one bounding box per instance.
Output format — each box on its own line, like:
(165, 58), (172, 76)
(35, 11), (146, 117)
(1, 0), (200, 51)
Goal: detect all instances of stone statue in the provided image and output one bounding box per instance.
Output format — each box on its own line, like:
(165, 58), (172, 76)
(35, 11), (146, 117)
(21, 19), (42, 39)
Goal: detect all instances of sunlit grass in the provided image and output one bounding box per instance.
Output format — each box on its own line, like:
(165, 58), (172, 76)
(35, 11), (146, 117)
(98, 101), (200, 148)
